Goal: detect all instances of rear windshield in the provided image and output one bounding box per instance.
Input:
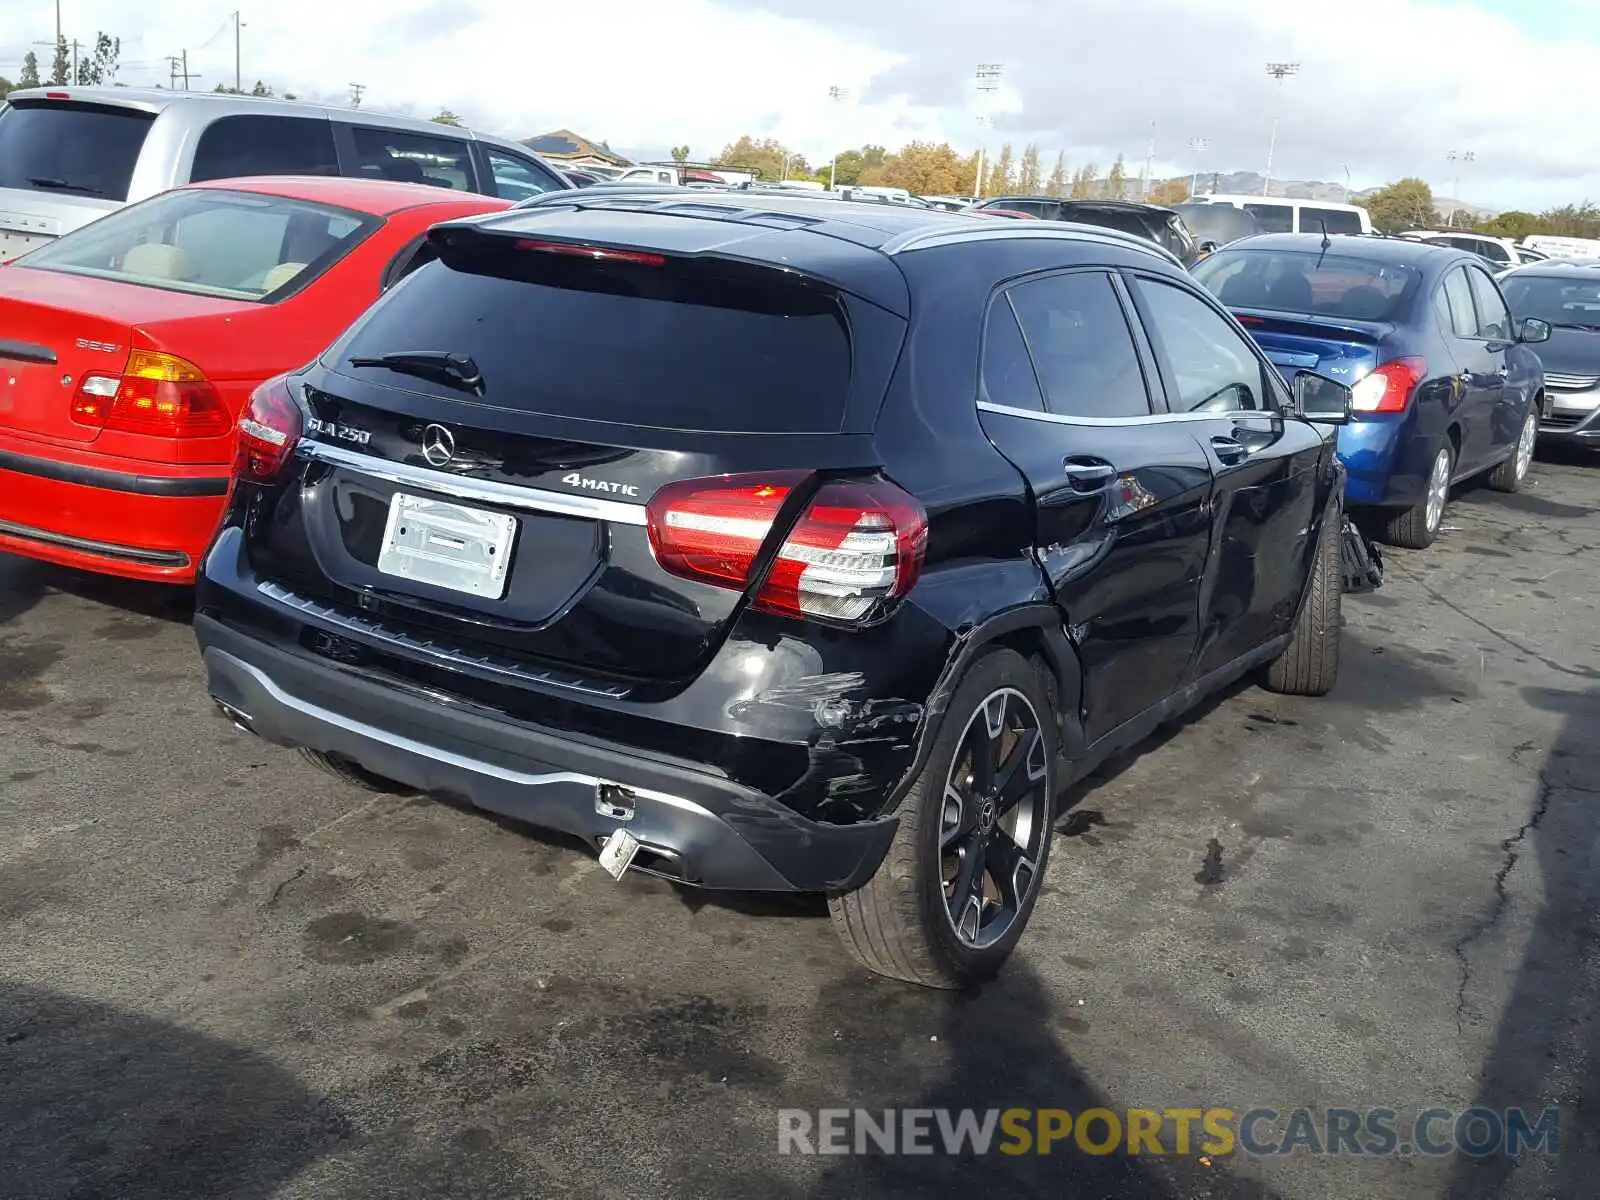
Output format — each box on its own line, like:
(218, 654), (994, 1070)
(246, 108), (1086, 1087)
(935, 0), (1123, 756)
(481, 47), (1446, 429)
(1500, 274), (1600, 330)
(18, 186), (378, 300)
(0, 100), (155, 202)
(1192, 249), (1419, 322)
(331, 239), (854, 434)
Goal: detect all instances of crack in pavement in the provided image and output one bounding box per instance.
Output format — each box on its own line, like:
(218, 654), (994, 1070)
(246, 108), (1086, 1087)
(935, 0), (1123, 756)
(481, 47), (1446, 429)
(1452, 772), (1557, 1035)
(1416, 580), (1600, 681)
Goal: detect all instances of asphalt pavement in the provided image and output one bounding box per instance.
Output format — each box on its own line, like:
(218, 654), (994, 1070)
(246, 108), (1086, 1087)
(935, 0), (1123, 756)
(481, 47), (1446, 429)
(1, 449), (1597, 1200)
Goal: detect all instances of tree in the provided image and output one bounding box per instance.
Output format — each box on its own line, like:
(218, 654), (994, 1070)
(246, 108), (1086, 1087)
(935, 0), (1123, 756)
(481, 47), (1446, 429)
(1070, 163), (1098, 199)
(1016, 143), (1041, 193)
(431, 109), (463, 126)
(1106, 155), (1128, 201)
(712, 135), (806, 182)
(1148, 178), (1190, 205)
(1538, 202), (1600, 240)
(1357, 177), (1437, 232)
(669, 145), (690, 163)
(834, 144), (889, 187)
(19, 52), (40, 88)
(74, 33), (119, 86)
(0, 76), (10, 100)
(868, 141), (972, 196)
(1479, 210), (1547, 240)
(985, 142), (1014, 197)
(250, 79), (271, 97)
(49, 36), (69, 86)
(1045, 151), (1067, 197)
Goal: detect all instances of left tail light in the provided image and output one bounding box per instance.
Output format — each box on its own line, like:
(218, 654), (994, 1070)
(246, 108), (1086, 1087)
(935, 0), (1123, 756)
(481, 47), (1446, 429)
(1351, 357), (1427, 414)
(234, 375), (303, 482)
(72, 350), (231, 437)
(646, 472), (929, 626)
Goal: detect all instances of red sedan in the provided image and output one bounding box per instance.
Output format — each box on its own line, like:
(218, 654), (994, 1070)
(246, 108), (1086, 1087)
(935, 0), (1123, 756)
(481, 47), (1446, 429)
(0, 176), (511, 583)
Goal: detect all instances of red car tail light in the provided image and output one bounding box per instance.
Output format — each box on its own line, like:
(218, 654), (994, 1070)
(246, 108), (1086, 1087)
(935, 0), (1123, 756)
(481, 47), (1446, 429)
(512, 238), (666, 267)
(234, 374), (304, 482)
(646, 472), (929, 625)
(1350, 357), (1427, 414)
(72, 350), (231, 437)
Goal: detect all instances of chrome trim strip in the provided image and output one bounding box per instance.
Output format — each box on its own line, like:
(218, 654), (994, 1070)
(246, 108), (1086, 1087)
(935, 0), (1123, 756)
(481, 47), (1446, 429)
(223, 652), (712, 816)
(976, 399), (1279, 427)
(296, 440), (649, 525)
(257, 580), (633, 699)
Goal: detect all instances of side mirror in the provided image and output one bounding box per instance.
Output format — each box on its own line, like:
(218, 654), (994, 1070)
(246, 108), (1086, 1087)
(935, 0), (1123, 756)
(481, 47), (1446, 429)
(1518, 317), (1552, 344)
(1292, 371), (1353, 425)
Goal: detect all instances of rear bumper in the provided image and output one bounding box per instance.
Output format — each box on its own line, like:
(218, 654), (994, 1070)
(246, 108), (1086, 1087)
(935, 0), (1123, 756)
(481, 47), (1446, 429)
(1337, 418), (1444, 509)
(195, 614), (900, 893)
(0, 445), (228, 582)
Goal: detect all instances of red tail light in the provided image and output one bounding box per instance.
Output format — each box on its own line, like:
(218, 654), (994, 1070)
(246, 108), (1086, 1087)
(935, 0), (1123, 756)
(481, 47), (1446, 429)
(234, 375), (303, 482)
(646, 472), (929, 625)
(72, 350), (231, 437)
(1351, 357), (1426, 414)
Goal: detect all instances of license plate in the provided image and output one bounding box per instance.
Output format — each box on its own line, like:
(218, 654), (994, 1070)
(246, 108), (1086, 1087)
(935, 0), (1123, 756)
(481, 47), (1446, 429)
(376, 492), (516, 599)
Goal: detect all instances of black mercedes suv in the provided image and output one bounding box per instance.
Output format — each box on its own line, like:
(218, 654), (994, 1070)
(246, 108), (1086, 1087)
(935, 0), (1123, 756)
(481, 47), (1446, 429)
(196, 190), (1354, 988)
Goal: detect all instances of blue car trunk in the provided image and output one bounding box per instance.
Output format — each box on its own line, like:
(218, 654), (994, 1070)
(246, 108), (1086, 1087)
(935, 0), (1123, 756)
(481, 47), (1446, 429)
(1232, 309), (1392, 388)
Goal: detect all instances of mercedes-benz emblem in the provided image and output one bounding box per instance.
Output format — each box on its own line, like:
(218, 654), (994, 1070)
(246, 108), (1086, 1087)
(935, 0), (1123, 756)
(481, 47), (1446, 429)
(420, 424), (455, 467)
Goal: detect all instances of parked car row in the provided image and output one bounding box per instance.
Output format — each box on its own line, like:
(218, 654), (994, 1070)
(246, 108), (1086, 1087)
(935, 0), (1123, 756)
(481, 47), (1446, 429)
(0, 95), (1589, 990)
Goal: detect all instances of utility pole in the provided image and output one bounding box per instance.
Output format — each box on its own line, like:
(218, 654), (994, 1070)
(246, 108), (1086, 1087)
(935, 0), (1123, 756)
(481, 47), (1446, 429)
(1187, 137), (1210, 199)
(1141, 121), (1156, 199)
(182, 48), (192, 90)
(1262, 61), (1300, 197)
(827, 85), (848, 190)
(233, 11), (244, 93)
(1445, 150), (1474, 227)
(1341, 164), (1352, 204)
(349, 83), (365, 108)
(972, 63), (1003, 201)
(54, 0), (61, 51)
(70, 38), (79, 85)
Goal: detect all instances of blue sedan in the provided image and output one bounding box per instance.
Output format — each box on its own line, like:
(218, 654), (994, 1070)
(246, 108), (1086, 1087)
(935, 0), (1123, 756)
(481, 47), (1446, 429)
(1192, 234), (1551, 548)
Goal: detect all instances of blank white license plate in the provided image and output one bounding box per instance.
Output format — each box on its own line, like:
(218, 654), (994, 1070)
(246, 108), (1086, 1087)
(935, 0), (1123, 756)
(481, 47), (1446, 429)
(376, 492), (516, 599)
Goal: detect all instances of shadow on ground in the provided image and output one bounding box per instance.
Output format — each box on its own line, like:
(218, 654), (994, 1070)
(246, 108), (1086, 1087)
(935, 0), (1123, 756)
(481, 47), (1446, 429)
(0, 983), (347, 1200)
(0, 554), (194, 629)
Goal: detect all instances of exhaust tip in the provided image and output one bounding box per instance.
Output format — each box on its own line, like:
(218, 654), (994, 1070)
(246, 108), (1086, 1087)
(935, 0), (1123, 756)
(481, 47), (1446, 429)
(213, 698), (255, 735)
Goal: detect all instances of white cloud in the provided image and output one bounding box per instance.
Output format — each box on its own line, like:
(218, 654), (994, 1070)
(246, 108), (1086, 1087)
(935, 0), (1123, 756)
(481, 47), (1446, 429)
(8, 0), (1600, 209)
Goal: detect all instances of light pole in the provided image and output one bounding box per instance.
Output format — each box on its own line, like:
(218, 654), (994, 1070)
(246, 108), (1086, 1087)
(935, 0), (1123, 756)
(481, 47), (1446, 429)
(1341, 164), (1352, 204)
(1188, 137), (1210, 199)
(972, 63), (1003, 200)
(1262, 61), (1300, 197)
(1445, 150), (1475, 227)
(827, 85), (849, 190)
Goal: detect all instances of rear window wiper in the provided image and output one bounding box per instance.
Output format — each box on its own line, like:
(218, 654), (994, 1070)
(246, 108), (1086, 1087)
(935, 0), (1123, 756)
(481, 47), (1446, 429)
(347, 350), (484, 395)
(27, 176), (107, 196)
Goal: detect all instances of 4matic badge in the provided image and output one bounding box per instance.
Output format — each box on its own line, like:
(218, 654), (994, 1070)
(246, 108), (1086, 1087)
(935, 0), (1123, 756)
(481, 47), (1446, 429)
(560, 472), (638, 497)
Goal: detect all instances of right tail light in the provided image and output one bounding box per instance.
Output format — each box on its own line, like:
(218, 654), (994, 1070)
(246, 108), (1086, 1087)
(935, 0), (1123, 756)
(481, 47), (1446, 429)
(235, 374), (304, 483)
(646, 472), (929, 626)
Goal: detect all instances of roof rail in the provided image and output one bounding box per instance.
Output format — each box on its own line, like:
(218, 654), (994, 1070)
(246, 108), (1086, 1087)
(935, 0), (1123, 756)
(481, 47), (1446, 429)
(883, 219), (1182, 266)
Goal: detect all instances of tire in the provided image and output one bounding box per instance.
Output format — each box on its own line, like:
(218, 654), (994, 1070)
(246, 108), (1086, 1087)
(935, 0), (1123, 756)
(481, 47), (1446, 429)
(298, 747), (413, 794)
(1264, 508), (1341, 696)
(828, 648), (1057, 988)
(1486, 411), (1538, 493)
(1383, 443), (1453, 549)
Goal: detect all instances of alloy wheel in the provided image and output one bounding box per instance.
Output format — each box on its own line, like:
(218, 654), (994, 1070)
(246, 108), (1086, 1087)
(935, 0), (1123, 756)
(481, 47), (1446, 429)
(1515, 413), (1537, 482)
(939, 687), (1052, 949)
(1425, 448), (1452, 533)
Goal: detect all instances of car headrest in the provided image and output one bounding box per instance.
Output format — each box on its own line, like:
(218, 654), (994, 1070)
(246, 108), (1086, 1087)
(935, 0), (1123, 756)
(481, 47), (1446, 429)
(260, 262), (307, 293)
(122, 243), (195, 282)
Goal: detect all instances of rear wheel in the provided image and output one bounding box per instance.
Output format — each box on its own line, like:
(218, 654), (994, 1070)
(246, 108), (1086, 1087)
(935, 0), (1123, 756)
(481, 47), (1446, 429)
(828, 648), (1057, 988)
(1264, 508), (1341, 696)
(1487, 411), (1537, 493)
(1383, 443), (1453, 549)
(298, 748), (413, 794)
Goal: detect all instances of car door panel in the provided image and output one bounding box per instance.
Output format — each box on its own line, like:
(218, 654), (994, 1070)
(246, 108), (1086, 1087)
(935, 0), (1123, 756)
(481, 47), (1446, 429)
(974, 273), (1212, 744)
(1125, 273), (1330, 678)
(1438, 265), (1500, 470)
(1465, 265), (1525, 458)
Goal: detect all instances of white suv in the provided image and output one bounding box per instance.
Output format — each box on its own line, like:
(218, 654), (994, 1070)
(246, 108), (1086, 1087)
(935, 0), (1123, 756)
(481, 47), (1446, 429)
(1403, 230), (1545, 268)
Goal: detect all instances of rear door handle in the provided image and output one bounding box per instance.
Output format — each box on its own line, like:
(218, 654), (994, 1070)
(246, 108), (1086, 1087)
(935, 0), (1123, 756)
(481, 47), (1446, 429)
(1062, 458), (1117, 491)
(1210, 436), (1249, 466)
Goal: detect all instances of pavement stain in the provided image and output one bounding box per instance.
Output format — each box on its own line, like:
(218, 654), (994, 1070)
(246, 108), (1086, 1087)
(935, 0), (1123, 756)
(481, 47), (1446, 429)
(0, 638), (63, 712)
(303, 911), (420, 966)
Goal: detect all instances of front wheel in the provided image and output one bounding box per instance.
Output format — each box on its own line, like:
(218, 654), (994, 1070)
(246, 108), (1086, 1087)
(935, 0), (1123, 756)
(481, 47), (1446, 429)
(828, 648), (1057, 988)
(1383, 443), (1454, 549)
(1486, 411), (1538, 493)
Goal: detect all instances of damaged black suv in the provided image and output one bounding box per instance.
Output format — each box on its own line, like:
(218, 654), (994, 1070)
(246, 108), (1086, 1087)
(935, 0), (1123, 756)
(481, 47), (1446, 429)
(197, 190), (1353, 988)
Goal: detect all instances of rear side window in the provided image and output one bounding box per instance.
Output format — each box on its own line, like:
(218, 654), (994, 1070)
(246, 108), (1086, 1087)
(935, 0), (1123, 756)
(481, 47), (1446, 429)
(349, 126), (474, 190)
(190, 115), (339, 183)
(1299, 207), (1363, 235)
(1243, 202), (1294, 234)
(1465, 269), (1512, 340)
(1441, 268), (1478, 337)
(1007, 272), (1151, 419)
(0, 101), (155, 202)
(334, 239), (853, 434)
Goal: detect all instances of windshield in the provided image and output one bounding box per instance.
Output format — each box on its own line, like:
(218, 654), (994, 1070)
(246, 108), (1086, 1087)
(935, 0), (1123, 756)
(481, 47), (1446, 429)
(1192, 249), (1419, 322)
(1499, 274), (1600, 330)
(17, 187), (379, 300)
(0, 100), (155, 201)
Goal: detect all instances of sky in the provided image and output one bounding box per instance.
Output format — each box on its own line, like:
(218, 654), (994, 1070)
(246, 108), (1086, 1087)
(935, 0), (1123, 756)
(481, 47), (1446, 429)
(6, 0), (1600, 211)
